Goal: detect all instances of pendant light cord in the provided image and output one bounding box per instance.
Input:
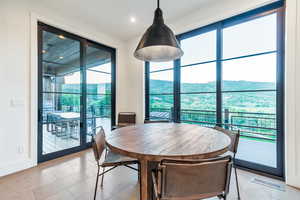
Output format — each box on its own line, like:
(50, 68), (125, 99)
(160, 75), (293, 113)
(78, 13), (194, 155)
(157, 0), (160, 8)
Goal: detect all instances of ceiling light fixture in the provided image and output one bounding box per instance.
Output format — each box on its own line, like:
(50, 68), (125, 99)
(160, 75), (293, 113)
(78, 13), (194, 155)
(134, 0), (183, 62)
(59, 56), (64, 59)
(58, 35), (66, 39)
(130, 17), (136, 23)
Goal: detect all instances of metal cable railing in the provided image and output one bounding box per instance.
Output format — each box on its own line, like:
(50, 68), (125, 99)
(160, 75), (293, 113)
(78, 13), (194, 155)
(150, 107), (277, 141)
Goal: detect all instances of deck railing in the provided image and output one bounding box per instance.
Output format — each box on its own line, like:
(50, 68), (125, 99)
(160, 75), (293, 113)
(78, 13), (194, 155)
(150, 107), (276, 142)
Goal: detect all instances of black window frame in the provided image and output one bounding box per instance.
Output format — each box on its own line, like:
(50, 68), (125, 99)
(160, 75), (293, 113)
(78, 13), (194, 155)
(145, 1), (285, 178)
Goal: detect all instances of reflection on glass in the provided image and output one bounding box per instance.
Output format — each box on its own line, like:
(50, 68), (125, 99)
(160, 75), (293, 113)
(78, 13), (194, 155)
(150, 94), (173, 120)
(42, 30), (81, 155)
(223, 14), (277, 59)
(150, 70), (173, 94)
(181, 62), (216, 93)
(181, 30), (216, 66)
(222, 91), (277, 167)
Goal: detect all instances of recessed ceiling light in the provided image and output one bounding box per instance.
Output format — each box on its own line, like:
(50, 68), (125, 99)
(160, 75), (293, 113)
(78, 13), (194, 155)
(59, 56), (64, 59)
(130, 17), (136, 23)
(58, 35), (65, 39)
(42, 50), (46, 54)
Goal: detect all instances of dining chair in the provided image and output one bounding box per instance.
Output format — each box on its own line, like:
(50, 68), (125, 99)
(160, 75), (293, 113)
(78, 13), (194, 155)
(151, 156), (233, 200)
(144, 119), (170, 123)
(92, 126), (139, 200)
(112, 112), (136, 130)
(214, 126), (241, 200)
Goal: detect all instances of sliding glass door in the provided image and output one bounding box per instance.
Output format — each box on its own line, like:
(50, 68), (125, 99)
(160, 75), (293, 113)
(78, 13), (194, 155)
(38, 23), (116, 162)
(145, 2), (284, 177)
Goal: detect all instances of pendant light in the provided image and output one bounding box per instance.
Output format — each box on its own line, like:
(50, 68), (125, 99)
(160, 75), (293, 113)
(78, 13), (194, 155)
(134, 0), (184, 62)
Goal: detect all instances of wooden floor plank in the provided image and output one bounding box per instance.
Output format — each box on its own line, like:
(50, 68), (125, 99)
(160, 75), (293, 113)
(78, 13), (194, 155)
(0, 149), (299, 200)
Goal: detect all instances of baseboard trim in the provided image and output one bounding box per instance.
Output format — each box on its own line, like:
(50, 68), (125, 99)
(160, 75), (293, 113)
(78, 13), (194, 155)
(0, 159), (37, 177)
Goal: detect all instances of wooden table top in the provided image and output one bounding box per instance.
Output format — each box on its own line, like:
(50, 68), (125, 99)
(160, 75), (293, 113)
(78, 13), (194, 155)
(106, 123), (231, 161)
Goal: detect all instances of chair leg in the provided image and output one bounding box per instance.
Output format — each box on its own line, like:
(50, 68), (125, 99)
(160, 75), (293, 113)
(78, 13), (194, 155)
(100, 166), (105, 187)
(94, 166), (100, 200)
(138, 163), (141, 182)
(234, 167), (241, 200)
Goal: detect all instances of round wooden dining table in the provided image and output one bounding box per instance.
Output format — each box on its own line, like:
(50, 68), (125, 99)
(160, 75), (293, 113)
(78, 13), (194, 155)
(106, 123), (231, 200)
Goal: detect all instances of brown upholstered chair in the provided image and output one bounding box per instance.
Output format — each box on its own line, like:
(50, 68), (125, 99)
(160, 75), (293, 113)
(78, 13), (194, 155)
(152, 156), (233, 200)
(214, 126), (241, 200)
(144, 119), (170, 123)
(92, 126), (139, 200)
(112, 112), (136, 130)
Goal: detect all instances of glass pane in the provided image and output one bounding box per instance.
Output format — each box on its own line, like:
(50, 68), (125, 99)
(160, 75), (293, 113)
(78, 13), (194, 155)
(150, 95), (173, 120)
(181, 30), (216, 66)
(86, 70), (111, 94)
(150, 61), (173, 72)
(86, 45), (112, 73)
(222, 91), (276, 167)
(42, 93), (81, 154)
(180, 93), (216, 126)
(150, 70), (173, 94)
(86, 95), (111, 142)
(181, 62), (216, 93)
(222, 53), (276, 91)
(42, 31), (81, 93)
(223, 13), (277, 59)
(86, 44), (112, 142)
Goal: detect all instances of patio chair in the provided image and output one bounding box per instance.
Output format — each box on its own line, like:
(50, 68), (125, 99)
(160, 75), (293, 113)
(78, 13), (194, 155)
(54, 121), (68, 137)
(152, 156), (233, 200)
(92, 126), (139, 200)
(214, 126), (241, 200)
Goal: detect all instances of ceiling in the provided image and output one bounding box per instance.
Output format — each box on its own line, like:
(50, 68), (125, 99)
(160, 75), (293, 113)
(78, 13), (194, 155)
(36, 0), (216, 41)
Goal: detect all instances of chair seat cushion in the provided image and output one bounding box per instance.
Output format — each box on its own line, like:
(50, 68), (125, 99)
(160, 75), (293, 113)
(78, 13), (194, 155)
(102, 150), (138, 167)
(219, 151), (233, 157)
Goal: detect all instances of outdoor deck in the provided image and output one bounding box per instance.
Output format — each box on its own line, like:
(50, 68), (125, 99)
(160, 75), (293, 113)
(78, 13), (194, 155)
(42, 118), (111, 155)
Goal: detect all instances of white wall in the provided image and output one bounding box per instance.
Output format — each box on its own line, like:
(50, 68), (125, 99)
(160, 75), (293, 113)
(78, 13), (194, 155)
(285, 0), (300, 189)
(125, 0), (300, 188)
(0, 0), (130, 176)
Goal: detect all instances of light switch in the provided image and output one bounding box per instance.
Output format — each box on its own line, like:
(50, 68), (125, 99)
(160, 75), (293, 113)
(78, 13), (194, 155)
(10, 98), (24, 107)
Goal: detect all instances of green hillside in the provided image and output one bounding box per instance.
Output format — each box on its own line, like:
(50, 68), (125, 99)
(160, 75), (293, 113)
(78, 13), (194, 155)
(150, 80), (276, 113)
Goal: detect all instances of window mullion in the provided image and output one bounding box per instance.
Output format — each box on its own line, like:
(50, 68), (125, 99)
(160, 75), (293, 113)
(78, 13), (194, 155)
(174, 59), (181, 122)
(216, 23), (223, 126)
(145, 62), (150, 120)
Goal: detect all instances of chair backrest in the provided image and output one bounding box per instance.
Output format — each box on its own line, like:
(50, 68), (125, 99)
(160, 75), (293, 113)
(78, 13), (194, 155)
(118, 112), (136, 126)
(214, 126), (240, 154)
(144, 119), (170, 123)
(157, 156), (232, 200)
(91, 127), (106, 163)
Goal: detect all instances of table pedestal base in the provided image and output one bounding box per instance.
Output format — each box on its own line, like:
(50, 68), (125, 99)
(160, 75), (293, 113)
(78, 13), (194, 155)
(140, 159), (159, 200)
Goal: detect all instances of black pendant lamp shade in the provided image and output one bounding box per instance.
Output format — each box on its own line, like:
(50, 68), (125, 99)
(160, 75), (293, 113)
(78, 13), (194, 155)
(134, 0), (183, 62)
